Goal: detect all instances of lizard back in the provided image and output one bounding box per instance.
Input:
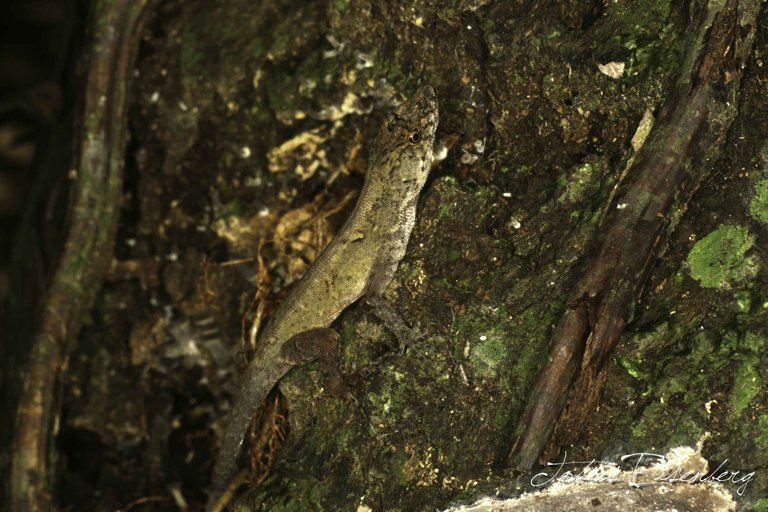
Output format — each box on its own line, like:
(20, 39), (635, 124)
(256, 85), (438, 358)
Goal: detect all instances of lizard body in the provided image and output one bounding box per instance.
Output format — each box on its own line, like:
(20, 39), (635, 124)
(209, 86), (438, 501)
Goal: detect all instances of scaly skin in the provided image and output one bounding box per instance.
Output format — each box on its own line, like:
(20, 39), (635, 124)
(209, 86), (438, 502)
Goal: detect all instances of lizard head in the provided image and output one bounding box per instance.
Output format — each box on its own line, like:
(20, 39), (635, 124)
(369, 85), (438, 193)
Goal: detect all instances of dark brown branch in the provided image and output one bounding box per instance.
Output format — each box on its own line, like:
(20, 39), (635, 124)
(508, 0), (759, 470)
(9, 1), (157, 510)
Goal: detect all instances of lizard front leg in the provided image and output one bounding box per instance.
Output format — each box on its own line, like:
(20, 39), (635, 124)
(363, 231), (426, 351)
(366, 294), (425, 352)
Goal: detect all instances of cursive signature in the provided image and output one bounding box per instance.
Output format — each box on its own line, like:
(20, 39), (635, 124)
(531, 451), (754, 497)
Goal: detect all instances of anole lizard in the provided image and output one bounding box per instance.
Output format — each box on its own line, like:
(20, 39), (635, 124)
(209, 85), (438, 505)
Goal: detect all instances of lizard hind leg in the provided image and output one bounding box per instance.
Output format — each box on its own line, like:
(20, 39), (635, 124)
(208, 328), (340, 510)
(280, 327), (340, 363)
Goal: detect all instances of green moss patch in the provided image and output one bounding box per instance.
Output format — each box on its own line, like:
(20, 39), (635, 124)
(686, 224), (757, 289)
(728, 356), (761, 419)
(750, 176), (768, 224)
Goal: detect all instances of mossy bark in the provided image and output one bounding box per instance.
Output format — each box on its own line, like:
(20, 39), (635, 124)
(12, 0), (768, 510)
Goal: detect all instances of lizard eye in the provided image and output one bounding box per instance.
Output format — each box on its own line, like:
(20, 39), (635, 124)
(408, 131), (421, 144)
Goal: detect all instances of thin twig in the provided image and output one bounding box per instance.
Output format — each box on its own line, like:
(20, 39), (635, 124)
(9, 1), (158, 510)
